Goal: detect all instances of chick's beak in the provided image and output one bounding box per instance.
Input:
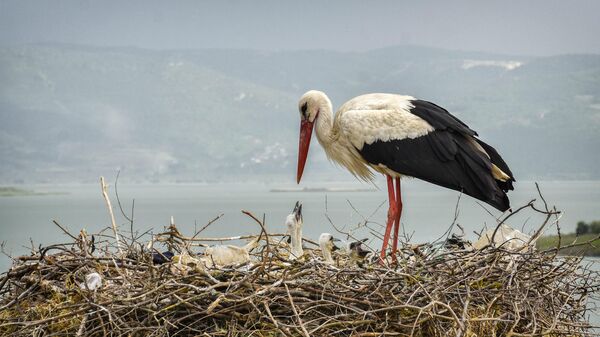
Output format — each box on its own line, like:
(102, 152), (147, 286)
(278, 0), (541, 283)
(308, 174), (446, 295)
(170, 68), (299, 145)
(293, 201), (302, 222)
(331, 237), (340, 251)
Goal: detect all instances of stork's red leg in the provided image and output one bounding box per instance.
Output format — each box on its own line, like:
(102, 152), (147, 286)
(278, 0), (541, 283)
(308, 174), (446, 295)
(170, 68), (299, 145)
(380, 175), (397, 264)
(391, 178), (403, 264)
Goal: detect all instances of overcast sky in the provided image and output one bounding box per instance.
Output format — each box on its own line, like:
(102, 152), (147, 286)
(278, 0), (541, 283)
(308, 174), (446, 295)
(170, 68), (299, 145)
(1, 0), (599, 55)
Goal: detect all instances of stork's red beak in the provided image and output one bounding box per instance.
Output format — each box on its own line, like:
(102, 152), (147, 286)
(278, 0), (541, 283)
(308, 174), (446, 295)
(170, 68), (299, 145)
(296, 119), (314, 184)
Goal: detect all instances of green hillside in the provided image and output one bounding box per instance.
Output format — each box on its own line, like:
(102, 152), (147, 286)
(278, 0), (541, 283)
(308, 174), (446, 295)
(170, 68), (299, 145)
(1, 45), (599, 183)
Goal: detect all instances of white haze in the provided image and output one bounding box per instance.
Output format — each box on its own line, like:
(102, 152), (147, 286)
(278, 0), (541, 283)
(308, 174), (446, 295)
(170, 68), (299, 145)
(0, 0), (599, 184)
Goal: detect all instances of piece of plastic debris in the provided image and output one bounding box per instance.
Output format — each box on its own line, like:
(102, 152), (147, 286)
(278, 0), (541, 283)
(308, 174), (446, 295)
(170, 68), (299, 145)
(472, 224), (532, 251)
(80, 272), (102, 290)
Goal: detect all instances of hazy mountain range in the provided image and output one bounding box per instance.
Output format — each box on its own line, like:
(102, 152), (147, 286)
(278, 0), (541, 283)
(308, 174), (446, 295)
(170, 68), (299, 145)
(1, 44), (599, 184)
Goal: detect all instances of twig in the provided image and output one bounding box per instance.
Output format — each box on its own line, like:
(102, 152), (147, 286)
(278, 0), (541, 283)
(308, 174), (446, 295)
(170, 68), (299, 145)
(52, 220), (79, 241)
(100, 176), (123, 255)
(284, 282), (310, 337)
(191, 214), (225, 240)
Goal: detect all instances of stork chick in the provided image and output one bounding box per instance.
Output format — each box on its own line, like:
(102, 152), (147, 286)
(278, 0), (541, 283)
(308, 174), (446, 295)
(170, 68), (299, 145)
(319, 233), (340, 265)
(77, 229), (95, 256)
(348, 238), (371, 266)
(285, 201), (304, 260)
(202, 237), (259, 268)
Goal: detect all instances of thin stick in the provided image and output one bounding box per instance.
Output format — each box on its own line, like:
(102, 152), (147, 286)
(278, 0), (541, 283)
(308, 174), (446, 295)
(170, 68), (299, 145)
(284, 282), (310, 337)
(191, 214), (224, 240)
(100, 176), (123, 255)
(114, 170), (134, 225)
(52, 220), (79, 241)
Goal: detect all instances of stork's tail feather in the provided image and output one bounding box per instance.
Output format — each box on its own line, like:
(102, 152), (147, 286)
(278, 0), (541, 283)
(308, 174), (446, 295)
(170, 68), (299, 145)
(454, 138), (511, 212)
(486, 189), (511, 212)
(475, 139), (515, 192)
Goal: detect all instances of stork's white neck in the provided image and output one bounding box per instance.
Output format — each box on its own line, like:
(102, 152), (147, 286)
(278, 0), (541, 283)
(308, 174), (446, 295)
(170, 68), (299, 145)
(320, 243), (334, 264)
(311, 93), (374, 181)
(313, 94), (335, 147)
(290, 223), (304, 259)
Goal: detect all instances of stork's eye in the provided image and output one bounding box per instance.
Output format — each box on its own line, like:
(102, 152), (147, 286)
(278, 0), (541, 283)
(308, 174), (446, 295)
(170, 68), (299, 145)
(301, 102), (308, 117)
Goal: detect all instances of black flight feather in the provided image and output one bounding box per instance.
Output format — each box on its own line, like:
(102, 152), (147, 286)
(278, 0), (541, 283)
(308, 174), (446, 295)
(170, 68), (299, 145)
(474, 138), (515, 192)
(410, 100), (514, 190)
(409, 100), (477, 137)
(359, 130), (511, 211)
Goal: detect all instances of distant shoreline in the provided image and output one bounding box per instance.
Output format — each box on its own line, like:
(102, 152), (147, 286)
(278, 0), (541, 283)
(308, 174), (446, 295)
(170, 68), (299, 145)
(270, 187), (376, 193)
(0, 186), (67, 197)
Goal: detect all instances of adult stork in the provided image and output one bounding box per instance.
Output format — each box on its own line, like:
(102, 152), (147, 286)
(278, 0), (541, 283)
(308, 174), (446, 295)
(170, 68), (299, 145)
(295, 90), (514, 262)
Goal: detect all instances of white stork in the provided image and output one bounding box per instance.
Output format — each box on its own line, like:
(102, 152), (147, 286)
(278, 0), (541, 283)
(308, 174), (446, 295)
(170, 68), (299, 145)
(318, 233), (340, 265)
(284, 201), (304, 260)
(295, 90), (515, 263)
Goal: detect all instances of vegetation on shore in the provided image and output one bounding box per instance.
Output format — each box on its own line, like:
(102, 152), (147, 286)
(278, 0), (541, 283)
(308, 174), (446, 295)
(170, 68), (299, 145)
(575, 220), (600, 235)
(535, 219), (600, 256)
(536, 233), (600, 257)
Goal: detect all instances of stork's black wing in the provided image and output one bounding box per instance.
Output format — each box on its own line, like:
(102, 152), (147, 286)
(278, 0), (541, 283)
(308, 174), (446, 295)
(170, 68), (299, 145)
(409, 100), (478, 137)
(358, 100), (514, 211)
(360, 131), (510, 211)
(410, 100), (514, 188)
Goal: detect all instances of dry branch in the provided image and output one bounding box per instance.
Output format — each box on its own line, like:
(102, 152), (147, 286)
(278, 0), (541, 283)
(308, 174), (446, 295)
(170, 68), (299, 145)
(100, 176), (123, 255)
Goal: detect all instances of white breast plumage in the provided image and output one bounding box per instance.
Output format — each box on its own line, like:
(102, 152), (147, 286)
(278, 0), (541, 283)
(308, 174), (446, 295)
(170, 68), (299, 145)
(337, 94), (434, 150)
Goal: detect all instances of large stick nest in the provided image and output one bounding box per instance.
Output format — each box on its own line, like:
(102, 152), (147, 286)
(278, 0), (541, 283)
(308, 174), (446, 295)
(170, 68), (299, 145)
(0, 198), (598, 336)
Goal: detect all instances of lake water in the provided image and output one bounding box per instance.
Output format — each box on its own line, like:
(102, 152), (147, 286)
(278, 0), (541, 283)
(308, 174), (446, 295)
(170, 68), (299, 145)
(0, 179), (599, 325)
(1, 180), (599, 270)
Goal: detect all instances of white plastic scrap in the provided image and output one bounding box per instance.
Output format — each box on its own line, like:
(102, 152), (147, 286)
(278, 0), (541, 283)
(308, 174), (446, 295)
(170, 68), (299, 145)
(472, 224), (533, 251)
(79, 272), (103, 290)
